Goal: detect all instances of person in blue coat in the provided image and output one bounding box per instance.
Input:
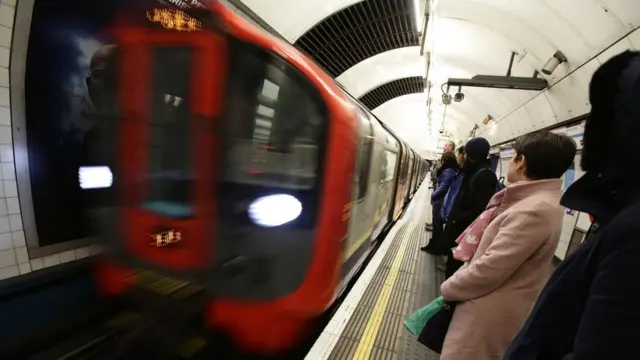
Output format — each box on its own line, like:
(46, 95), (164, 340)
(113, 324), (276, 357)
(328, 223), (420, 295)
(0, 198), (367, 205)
(504, 50), (640, 360)
(422, 152), (458, 252)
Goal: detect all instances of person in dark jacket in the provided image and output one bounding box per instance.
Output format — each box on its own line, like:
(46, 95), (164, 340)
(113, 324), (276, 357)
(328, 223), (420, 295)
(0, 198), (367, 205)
(504, 50), (640, 360)
(423, 152), (458, 252)
(441, 137), (497, 278)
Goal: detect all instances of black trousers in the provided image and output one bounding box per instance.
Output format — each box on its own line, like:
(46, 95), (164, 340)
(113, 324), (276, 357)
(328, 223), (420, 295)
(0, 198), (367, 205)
(445, 252), (464, 279)
(426, 203), (444, 248)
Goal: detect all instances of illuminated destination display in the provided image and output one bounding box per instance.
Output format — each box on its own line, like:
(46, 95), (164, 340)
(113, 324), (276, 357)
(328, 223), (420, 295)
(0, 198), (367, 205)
(147, 8), (202, 31)
(150, 229), (182, 247)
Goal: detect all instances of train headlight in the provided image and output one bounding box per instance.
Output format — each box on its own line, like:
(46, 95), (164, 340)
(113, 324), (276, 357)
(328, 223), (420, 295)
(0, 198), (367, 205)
(248, 194), (302, 227)
(79, 166), (113, 189)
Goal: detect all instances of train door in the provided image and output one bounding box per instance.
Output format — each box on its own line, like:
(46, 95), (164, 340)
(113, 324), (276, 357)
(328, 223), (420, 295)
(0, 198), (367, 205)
(91, 20), (228, 277)
(343, 108), (375, 261)
(392, 142), (406, 218)
(405, 151), (415, 201)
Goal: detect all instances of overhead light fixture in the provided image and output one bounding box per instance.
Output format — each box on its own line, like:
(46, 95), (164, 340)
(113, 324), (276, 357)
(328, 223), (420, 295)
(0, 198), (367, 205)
(442, 93), (452, 105)
(454, 86), (464, 102)
(413, 0), (422, 32)
(541, 50), (568, 75)
(441, 82), (452, 105)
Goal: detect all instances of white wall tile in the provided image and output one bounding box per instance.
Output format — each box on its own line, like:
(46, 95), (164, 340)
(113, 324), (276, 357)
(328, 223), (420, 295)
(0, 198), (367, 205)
(30, 257), (43, 271)
(0, 67), (8, 88)
(9, 213), (21, 230)
(0, 231), (11, 251)
(0, 26), (11, 48)
(14, 246), (27, 263)
(89, 245), (103, 255)
(1, 162), (14, 180)
(0, 125), (11, 144)
(59, 249), (76, 263)
(74, 247), (91, 259)
(0, 5), (15, 28)
(42, 253), (60, 268)
(18, 262), (31, 275)
(0, 215), (9, 233)
(0, 265), (18, 279)
(5, 197), (18, 214)
(0, 248), (15, 267)
(3, 179), (16, 197)
(11, 230), (24, 247)
(0, 87), (9, 108)
(0, 144), (12, 162)
(0, 47), (8, 68)
(0, 106), (8, 125)
(0, 198), (7, 216)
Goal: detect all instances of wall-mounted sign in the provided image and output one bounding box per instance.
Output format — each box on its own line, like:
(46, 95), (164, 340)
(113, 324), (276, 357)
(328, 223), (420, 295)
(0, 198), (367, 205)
(499, 147), (516, 158)
(147, 8), (202, 31)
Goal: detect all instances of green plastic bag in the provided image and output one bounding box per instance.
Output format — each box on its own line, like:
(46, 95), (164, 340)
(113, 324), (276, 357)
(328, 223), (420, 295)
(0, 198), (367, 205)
(403, 296), (445, 336)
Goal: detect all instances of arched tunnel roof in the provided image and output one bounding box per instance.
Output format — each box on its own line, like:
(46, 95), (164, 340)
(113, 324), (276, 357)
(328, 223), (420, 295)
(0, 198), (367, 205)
(241, 0), (640, 156)
(358, 76), (425, 110)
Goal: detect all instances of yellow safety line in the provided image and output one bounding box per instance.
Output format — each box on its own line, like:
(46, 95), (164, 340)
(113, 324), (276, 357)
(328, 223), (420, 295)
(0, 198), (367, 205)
(351, 222), (414, 360)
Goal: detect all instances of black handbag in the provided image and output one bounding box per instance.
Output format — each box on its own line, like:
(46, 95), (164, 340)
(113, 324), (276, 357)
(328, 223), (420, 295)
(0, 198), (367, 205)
(417, 302), (456, 354)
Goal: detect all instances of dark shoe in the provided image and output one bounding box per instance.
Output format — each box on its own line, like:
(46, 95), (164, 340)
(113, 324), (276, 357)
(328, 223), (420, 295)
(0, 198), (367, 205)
(425, 224), (433, 231)
(436, 264), (445, 272)
(420, 246), (433, 252)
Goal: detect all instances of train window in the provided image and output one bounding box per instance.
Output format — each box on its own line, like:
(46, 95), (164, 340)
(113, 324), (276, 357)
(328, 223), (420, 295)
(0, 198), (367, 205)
(383, 151), (397, 182)
(224, 42), (327, 190)
(356, 108), (373, 200)
(145, 46), (193, 215)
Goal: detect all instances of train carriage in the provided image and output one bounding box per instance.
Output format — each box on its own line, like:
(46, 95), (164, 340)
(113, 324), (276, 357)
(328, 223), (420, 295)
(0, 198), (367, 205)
(86, 0), (428, 355)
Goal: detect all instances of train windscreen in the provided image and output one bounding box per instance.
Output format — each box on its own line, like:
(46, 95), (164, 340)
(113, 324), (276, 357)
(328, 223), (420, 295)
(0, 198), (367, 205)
(223, 42), (327, 191)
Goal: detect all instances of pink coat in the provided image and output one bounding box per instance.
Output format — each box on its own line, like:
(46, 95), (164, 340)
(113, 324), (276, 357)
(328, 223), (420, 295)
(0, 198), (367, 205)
(439, 179), (564, 360)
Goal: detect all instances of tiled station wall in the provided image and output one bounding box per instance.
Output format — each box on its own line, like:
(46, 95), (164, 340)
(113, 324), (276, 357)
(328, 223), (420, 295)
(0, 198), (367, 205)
(0, 0), (99, 281)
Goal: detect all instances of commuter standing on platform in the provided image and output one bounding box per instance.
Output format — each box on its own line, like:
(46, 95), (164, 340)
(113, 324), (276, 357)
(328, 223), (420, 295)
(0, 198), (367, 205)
(456, 146), (465, 166)
(438, 131), (576, 360)
(422, 152), (458, 252)
(427, 141), (456, 223)
(505, 51), (640, 360)
(440, 137), (496, 278)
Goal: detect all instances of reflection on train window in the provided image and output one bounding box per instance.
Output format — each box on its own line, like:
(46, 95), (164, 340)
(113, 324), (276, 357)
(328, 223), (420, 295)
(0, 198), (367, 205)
(225, 45), (327, 190)
(356, 109), (373, 200)
(383, 151), (397, 182)
(144, 46), (194, 218)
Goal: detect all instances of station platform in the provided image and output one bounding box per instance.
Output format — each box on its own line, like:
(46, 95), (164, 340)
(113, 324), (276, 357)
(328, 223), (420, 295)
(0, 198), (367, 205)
(306, 183), (442, 360)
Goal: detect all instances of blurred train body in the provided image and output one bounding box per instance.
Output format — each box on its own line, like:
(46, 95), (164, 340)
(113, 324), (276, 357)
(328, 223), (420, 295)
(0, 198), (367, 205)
(85, 0), (428, 354)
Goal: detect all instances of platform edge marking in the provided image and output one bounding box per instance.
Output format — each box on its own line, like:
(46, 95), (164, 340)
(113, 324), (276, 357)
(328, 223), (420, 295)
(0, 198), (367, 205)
(304, 182), (430, 360)
(351, 222), (414, 360)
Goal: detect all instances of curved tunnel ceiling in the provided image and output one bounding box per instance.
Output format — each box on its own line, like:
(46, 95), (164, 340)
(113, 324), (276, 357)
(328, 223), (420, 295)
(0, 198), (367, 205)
(293, 0), (420, 78)
(241, 0), (640, 154)
(336, 46), (424, 98)
(358, 76), (425, 110)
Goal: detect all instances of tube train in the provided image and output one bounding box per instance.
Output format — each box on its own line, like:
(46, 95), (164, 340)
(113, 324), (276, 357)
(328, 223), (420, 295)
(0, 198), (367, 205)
(84, 0), (429, 354)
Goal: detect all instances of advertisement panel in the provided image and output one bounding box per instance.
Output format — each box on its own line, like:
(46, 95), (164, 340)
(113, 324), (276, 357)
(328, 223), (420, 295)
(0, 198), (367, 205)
(25, 0), (129, 246)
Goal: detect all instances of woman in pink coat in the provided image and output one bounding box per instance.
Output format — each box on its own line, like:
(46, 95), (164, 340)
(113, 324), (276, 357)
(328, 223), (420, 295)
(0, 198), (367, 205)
(438, 131), (577, 360)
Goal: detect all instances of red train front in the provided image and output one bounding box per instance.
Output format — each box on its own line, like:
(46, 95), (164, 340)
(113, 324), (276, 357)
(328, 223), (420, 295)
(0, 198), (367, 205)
(85, 0), (358, 354)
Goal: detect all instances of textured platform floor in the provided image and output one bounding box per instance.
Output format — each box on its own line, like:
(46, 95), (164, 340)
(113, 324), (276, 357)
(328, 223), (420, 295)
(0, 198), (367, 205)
(326, 184), (443, 360)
